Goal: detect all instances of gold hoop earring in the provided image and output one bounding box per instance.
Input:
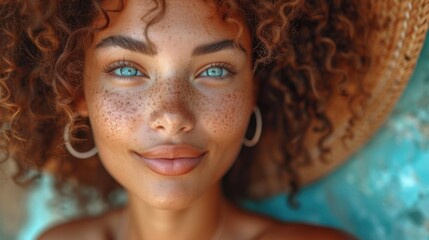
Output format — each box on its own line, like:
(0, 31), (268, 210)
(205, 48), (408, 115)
(64, 117), (98, 159)
(243, 106), (262, 147)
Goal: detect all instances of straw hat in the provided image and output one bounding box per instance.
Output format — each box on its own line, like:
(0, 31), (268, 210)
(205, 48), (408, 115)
(248, 0), (429, 197)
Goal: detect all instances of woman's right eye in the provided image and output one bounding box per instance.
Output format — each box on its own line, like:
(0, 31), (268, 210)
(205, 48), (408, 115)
(103, 60), (149, 80)
(112, 66), (144, 77)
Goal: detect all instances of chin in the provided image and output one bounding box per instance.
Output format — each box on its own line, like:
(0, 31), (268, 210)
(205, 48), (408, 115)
(143, 189), (203, 210)
(130, 179), (208, 210)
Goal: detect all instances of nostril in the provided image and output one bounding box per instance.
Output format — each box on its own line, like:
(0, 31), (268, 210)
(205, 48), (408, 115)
(179, 125), (191, 133)
(149, 118), (161, 130)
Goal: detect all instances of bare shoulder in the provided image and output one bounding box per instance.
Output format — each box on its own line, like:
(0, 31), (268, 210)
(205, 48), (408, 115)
(257, 222), (357, 240)
(225, 203), (356, 240)
(37, 208), (123, 240)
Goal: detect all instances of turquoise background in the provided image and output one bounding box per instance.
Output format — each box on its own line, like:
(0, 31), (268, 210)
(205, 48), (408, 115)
(11, 35), (429, 240)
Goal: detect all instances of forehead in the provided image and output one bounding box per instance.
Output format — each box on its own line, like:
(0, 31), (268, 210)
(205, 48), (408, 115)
(95, 0), (246, 43)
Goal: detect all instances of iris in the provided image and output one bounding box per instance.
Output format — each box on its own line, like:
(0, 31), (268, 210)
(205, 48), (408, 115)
(114, 67), (141, 77)
(201, 67), (227, 78)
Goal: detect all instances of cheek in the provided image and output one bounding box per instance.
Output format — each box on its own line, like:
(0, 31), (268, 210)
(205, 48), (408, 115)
(87, 86), (142, 141)
(202, 88), (252, 140)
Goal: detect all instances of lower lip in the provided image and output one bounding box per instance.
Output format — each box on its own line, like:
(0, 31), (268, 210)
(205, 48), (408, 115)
(135, 153), (205, 176)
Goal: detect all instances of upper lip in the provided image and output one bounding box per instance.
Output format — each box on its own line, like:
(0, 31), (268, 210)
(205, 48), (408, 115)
(139, 144), (205, 159)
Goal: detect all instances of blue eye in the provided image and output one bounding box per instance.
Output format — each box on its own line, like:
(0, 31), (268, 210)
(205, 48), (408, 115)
(113, 67), (143, 77)
(200, 67), (229, 78)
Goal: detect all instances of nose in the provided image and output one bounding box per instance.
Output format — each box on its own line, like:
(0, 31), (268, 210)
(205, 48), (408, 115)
(150, 110), (194, 135)
(148, 82), (195, 136)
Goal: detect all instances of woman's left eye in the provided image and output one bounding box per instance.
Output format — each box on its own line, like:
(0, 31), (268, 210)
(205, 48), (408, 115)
(199, 67), (230, 78)
(112, 67), (144, 77)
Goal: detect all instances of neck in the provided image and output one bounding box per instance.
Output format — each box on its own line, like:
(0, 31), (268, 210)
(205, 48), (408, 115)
(122, 184), (225, 240)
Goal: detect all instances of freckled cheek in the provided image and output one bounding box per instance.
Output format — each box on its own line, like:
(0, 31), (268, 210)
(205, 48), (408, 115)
(87, 87), (142, 141)
(203, 90), (252, 141)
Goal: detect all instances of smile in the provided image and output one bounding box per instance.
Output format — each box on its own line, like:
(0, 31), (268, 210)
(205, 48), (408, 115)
(135, 144), (206, 176)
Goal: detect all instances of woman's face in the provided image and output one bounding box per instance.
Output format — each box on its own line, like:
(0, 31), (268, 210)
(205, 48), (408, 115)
(79, 0), (254, 209)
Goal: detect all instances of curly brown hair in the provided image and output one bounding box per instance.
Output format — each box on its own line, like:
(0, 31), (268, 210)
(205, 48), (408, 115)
(0, 0), (375, 211)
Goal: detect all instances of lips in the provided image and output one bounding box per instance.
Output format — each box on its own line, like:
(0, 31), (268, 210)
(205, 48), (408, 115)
(135, 144), (206, 176)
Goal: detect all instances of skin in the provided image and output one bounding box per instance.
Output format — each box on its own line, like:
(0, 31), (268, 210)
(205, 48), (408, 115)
(39, 0), (356, 239)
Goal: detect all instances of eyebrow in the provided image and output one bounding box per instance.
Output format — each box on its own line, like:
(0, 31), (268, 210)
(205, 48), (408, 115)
(95, 35), (247, 56)
(95, 35), (157, 55)
(191, 39), (247, 56)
